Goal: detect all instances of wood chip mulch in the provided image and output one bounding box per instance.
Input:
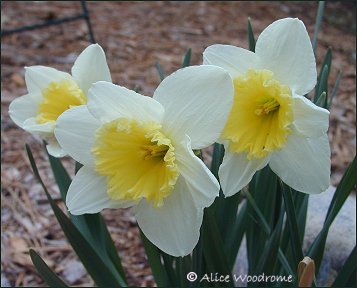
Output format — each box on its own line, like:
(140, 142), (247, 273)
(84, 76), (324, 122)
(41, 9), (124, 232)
(1, 2), (355, 287)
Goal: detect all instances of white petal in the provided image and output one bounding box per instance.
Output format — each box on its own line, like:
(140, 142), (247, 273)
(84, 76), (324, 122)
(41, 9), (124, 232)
(71, 44), (112, 95)
(153, 65), (234, 149)
(135, 176), (203, 256)
(22, 118), (54, 134)
(255, 18), (317, 95)
(292, 94), (330, 137)
(203, 44), (259, 78)
(25, 66), (73, 95)
(269, 133), (331, 194)
(8, 93), (39, 128)
(175, 136), (219, 208)
(55, 105), (100, 167)
(219, 149), (269, 197)
(87, 81), (164, 124)
(46, 140), (67, 158)
(67, 166), (135, 215)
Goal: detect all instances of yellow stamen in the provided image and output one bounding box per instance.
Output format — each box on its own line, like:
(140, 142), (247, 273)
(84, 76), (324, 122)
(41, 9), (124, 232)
(92, 119), (179, 208)
(221, 69), (293, 159)
(255, 98), (280, 115)
(36, 80), (86, 125)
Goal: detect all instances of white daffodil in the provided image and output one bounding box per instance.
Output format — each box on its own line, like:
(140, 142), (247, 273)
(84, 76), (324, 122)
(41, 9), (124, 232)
(8, 44), (111, 157)
(54, 65), (234, 256)
(203, 18), (331, 196)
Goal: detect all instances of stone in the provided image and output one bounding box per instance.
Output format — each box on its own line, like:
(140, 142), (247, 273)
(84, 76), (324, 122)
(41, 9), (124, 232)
(233, 186), (356, 287)
(62, 260), (87, 285)
(303, 186), (356, 286)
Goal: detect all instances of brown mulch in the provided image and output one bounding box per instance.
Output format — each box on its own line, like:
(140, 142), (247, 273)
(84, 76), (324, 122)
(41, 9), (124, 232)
(1, 2), (355, 287)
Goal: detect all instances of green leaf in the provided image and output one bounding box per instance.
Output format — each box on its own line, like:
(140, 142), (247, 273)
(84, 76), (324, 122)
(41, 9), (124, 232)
(226, 201), (248, 269)
(280, 181), (304, 268)
(328, 70), (342, 109)
(316, 48), (332, 97)
(314, 64), (329, 104)
(139, 229), (171, 286)
(161, 252), (178, 285)
(255, 203), (285, 277)
(176, 255), (192, 288)
(332, 246), (356, 287)
(26, 144), (126, 287)
(45, 146), (127, 283)
(243, 189), (295, 277)
(217, 192), (240, 256)
(312, 1), (325, 53)
(75, 161), (83, 174)
(295, 193), (309, 245)
(191, 236), (203, 286)
(155, 62), (166, 81)
(29, 249), (68, 287)
(308, 155), (357, 272)
(202, 208), (234, 286)
(325, 155), (357, 227)
(47, 153), (71, 201)
(133, 85), (141, 93)
(246, 166), (280, 273)
(210, 143), (224, 179)
(315, 91), (327, 108)
(278, 192), (309, 276)
(247, 18), (256, 52)
(181, 48), (192, 68)
(71, 213), (127, 282)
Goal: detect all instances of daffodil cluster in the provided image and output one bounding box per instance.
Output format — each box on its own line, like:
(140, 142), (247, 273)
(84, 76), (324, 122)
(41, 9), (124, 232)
(9, 17), (331, 257)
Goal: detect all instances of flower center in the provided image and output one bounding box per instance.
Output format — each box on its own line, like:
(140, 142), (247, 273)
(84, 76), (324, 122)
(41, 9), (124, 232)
(255, 98), (280, 115)
(36, 80), (86, 125)
(92, 118), (179, 208)
(221, 69), (293, 159)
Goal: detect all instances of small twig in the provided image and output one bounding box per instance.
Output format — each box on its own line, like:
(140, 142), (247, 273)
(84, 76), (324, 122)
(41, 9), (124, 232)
(36, 197), (63, 205)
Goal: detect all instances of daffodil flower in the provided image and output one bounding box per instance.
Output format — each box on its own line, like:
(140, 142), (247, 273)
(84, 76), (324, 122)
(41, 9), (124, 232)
(203, 18), (331, 196)
(9, 44), (111, 157)
(54, 65), (234, 256)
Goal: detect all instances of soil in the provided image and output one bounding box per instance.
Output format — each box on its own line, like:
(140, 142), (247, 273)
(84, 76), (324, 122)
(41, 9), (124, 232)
(1, 1), (355, 287)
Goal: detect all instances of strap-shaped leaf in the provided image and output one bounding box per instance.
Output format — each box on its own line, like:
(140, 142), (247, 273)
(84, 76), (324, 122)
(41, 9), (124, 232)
(315, 91), (327, 109)
(246, 166), (279, 273)
(218, 192), (240, 249)
(243, 190), (295, 277)
(308, 155), (356, 272)
(314, 47), (332, 104)
(155, 62), (166, 81)
(210, 143), (224, 179)
(139, 229), (171, 287)
(255, 203), (285, 277)
(26, 144), (125, 287)
(325, 155), (356, 227)
(181, 48), (192, 68)
(247, 18), (256, 52)
(226, 201), (248, 269)
(314, 65), (329, 105)
(29, 249), (68, 287)
(328, 70), (342, 109)
(202, 208), (234, 286)
(332, 246), (356, 287)
(191, 236), (203, 287)
(312, 1), (325, 53)
(46, 148), (127, 283)
(161, 252), (178, 285)
(280, 181), (304, 269)
(175, 255), (192, 287)
(47, 152), (71, 201)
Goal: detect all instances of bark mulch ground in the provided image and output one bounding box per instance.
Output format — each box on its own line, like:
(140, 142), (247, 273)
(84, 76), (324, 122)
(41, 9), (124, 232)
(1, 2), (355, 287)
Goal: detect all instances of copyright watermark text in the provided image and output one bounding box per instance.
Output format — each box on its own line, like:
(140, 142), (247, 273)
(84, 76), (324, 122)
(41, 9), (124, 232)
(186, 272), (293, 284)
